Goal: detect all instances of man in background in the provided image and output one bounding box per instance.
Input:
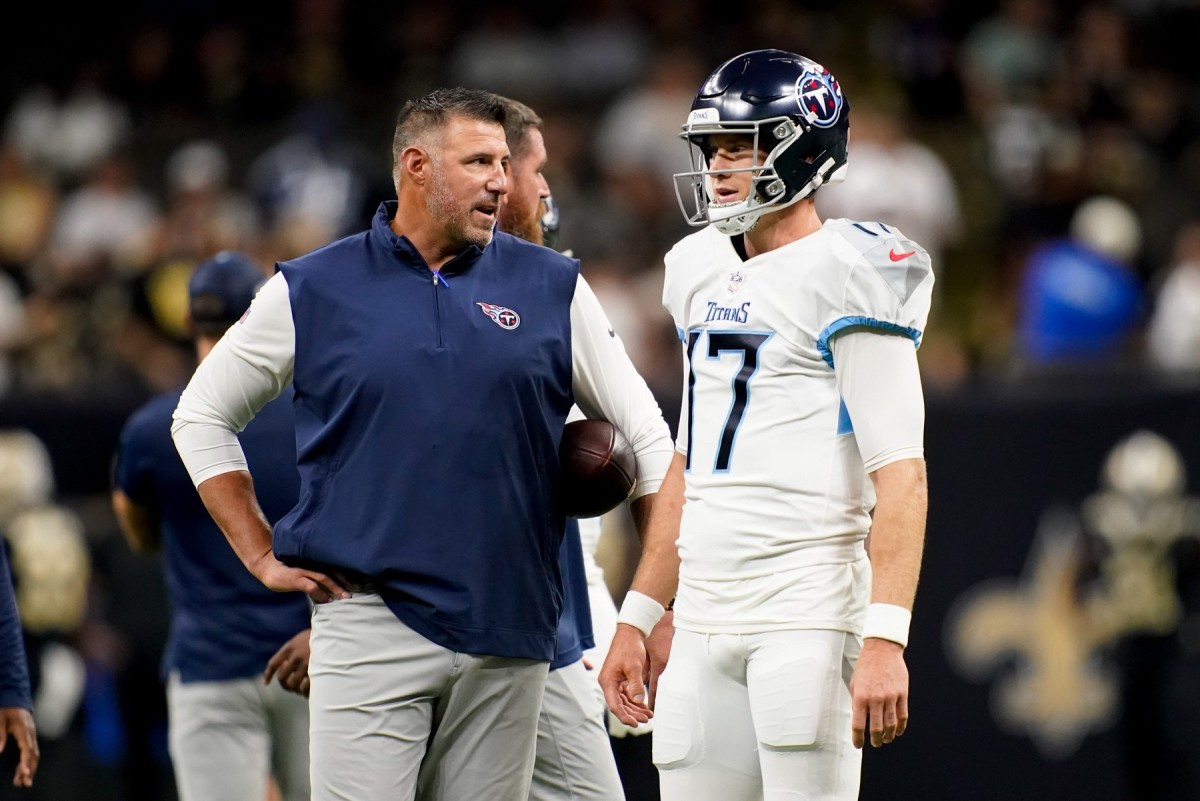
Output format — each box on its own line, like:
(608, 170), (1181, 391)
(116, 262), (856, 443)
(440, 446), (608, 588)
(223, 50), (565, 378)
(0, 537), (37, 788)
(112, 251), (311, 801)
(497, 93), (672, 801)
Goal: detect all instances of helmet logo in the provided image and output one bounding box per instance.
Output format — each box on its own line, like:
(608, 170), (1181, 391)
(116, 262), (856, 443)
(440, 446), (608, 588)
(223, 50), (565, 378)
(795, 67), (843, 128)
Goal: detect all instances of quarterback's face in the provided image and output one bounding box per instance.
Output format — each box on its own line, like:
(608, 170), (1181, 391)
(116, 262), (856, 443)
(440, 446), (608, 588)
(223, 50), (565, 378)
(705, 133), (768, 206)
(498, 127), (550, 246)
(425, 116), (509, 249)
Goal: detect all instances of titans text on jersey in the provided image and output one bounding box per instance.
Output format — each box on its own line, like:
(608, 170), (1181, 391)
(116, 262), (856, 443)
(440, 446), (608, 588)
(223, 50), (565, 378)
(703, 301), (752, 324)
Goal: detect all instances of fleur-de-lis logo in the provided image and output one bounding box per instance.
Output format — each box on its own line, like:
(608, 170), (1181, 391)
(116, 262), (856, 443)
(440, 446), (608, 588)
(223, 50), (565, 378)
(946, 430), (1200, 758)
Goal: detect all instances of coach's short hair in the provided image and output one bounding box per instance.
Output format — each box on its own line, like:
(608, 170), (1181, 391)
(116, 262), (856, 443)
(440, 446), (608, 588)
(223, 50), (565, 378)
(493, 95), (543, 161)
(392, 88), (507, 174)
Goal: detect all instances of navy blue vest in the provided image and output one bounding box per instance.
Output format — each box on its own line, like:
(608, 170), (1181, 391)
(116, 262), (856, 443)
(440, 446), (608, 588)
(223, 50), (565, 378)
(116, 390), (311, 682)
(276, 201), (578, 661)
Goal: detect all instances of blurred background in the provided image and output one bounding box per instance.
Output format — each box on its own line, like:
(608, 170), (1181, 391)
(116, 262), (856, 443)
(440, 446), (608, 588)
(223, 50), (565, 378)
(0, 0), (1198, 799)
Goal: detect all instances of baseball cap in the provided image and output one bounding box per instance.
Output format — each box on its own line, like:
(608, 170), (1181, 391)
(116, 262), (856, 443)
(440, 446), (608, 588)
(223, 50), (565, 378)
(188, 251), (266, 327)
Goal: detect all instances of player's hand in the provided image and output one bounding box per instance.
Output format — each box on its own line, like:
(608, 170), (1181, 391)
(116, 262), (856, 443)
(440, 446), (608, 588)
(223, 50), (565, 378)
(264, 629), (312, 697)
(645, 610), (674, 707)
(849, 638), (909, 749)
(251, 551), (349, 603)
(0, 707), (39, 787)
(599, 624), (653, 728)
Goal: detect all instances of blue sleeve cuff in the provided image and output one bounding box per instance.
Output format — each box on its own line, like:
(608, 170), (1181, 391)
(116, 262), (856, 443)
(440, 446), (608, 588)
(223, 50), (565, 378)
(817, 316), (922, 368)
(0, 686), (32, 712)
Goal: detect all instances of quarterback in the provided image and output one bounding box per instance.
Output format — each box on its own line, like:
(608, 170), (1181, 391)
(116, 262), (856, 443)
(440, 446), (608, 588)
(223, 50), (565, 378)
(599, 49), (933, 801)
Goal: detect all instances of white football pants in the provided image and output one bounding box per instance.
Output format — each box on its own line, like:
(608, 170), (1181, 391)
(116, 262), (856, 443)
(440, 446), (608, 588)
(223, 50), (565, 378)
(653, 627), (863, 801)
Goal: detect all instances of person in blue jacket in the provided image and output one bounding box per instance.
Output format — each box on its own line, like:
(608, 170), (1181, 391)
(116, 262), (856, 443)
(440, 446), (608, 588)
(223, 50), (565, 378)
(112, 252), (311, 801)
(0, 538), (37, 788)
(171, 87), (674, 801)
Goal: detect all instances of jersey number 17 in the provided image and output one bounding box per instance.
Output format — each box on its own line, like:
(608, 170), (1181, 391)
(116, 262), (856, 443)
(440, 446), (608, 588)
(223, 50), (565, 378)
(685, 330), (771, 473)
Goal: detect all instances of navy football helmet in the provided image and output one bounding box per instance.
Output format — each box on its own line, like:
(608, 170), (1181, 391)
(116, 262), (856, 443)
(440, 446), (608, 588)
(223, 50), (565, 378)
(674, 49), (850, 235)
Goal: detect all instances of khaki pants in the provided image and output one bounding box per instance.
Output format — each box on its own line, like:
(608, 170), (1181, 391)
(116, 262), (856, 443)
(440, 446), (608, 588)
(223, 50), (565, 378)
(309, 592), (550, 801)
(530, 660), (625, 800)
(167, 670), (310, 801)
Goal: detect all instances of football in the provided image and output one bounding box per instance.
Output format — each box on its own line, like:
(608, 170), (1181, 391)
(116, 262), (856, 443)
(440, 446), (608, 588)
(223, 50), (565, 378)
(558, 419), (636, 519)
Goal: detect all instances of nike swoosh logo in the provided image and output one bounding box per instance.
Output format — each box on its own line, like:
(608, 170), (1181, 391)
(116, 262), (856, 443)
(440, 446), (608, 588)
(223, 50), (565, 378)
(889, 249), (916, 261)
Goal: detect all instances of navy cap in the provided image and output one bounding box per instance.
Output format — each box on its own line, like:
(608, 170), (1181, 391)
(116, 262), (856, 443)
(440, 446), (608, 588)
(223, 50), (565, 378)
(188, 251), (266, 326)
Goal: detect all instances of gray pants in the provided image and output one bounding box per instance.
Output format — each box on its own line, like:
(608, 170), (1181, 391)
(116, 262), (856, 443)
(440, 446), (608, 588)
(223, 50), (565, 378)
(309, 592), (550, 801)
(167, 670), (310, 801)
(530, 660), (625, 800)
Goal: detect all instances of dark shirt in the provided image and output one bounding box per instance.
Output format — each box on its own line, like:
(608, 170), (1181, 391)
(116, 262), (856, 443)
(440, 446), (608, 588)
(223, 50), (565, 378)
(115, 390), (311, 682)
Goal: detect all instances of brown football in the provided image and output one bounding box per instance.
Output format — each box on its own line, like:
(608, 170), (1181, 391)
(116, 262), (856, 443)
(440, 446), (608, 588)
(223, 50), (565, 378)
(558, 419), (636, 519)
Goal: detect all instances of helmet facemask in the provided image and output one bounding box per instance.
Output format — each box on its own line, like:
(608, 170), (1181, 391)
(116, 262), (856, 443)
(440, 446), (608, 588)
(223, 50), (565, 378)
(674, 115), (845, 236)
(673, 50), (851, 236)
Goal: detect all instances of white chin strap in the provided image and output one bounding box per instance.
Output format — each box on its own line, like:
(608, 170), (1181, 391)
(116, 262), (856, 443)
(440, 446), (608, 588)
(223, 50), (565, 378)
(713, 209), (762, 236)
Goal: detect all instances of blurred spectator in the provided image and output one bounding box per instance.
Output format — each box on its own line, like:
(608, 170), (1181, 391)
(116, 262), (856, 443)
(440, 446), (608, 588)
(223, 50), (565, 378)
(817, 98), (962, 270)
(1145, 222), (1200, 373)
(194, 22), (295, 131)
(1014, 195), (1145, 367)
(158, 139), (260, 263)
(114, 23), (195, 132)
(579, 46), (703, 265)
(0, 274), (26, 397)
(556, 2), (651, 101)
(246, 99), (372, 260)
(593, 45), (702, 198)
(3, 61), (132, 187)
(448, 5), (560, 101)
(867, 0), (966, 120)
(0, 146), (57, 294)
(1063, 4), (1132, 123)
(43, 153), (160, 293)
(960, 0), (1062, 112)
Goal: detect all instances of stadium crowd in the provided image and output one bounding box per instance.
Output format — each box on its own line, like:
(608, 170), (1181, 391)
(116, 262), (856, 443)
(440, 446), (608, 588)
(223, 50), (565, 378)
(0, 0), (1198, 799)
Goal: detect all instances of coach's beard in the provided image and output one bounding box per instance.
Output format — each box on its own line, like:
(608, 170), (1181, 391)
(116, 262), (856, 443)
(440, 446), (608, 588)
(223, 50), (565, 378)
(427, 173), (496, 249)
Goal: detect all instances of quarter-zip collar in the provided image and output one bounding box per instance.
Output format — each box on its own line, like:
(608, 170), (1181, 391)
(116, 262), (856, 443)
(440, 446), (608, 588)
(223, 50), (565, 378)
(371, 201), (487, 277)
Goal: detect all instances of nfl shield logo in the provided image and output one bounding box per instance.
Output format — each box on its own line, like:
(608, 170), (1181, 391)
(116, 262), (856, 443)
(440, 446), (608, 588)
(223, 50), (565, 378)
(727, 271), (745, 294)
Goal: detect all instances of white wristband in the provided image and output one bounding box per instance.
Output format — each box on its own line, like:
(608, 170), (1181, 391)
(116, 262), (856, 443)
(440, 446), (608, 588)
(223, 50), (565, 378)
(617, 590), (666, 638)
(862, 603), (911, 648)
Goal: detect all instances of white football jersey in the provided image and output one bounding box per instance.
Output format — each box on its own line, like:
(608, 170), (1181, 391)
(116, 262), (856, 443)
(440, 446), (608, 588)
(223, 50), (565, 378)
(662, 219), (934, 634)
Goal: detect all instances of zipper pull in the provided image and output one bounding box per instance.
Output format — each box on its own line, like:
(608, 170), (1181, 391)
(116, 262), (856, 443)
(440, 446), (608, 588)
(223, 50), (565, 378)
(432, 271), (450, 288)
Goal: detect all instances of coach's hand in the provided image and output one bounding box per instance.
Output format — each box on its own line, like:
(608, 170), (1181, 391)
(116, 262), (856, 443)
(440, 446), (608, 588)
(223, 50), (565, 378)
(850, 638), (909, 748)
(265, 629), (312, 696)
(0, 707), (38, 787)
(599, 624), (653, 728)
(252, 550), (348, 603)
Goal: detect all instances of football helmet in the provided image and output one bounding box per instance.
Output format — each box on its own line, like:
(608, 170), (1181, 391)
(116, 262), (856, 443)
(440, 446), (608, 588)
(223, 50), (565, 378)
(674, 49), (850, 235)
(540, 194), (561, 251)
